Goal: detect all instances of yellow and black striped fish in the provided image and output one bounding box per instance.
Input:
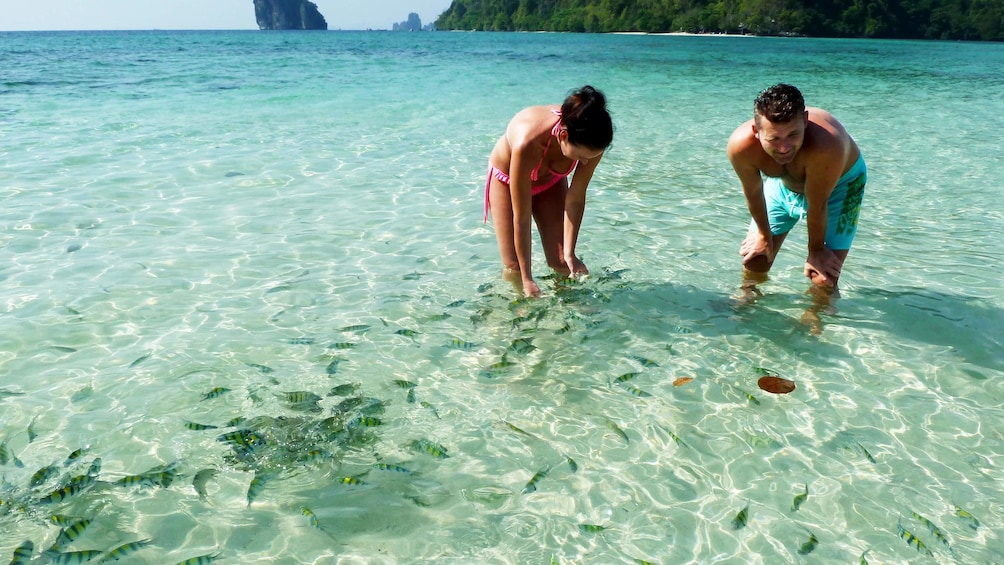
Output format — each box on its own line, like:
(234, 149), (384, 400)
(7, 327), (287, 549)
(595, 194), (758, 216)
(173, 553), (221, 565)
(411, 439), (449, 459)
(99, 538), (153, 562)
(792, 484), (808, 512)
(246, 472), (270, 506)
(350, 416), (382, 428)
(954, 505), (980, 530)
(301, 506), (321, 529)
(30, 465), (60, 487)
(10, 540), (33, 564)
(55, 518), (93, 547)
(63, 447), (90, 467)
(605, 419), (629, 444)
(912, 511), (950, 548)
(447, 339), (478, 350)
(897, 522), (934, 556)
(373, 463), (412, 474)
(39, 477), (94, 504)
(618, 383), (652, 398)
(0, 439), (24, 468)
(184, 421), (218, 431)
(201, 387), (231, 401)
(280, 391), (322, 404)
(49, 549), (103, 564)
(731, 504), (749, 530)
(796, 532), (818, 555)
(521, 465), (551, 494)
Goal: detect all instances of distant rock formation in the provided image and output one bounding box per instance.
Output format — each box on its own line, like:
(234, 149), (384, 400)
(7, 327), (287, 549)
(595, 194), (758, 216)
(392, 12), (435, 31)
(254, 0), (328, 30)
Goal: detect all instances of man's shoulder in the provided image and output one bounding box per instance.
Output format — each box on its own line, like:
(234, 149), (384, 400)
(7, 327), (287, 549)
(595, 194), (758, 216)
(727, 121), (757, 151)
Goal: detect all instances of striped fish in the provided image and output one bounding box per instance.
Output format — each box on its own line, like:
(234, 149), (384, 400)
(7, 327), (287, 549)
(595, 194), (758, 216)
(446, 338), (478, 350)
(99, 539), (153, 562)
(193, 469), (217, 499)
(521, 465), (551, 494)
(954, 505), (980, 530)
(349, 417), (382, 428)
(731, 504), (749, 530)
(39, 477), (94, 504)
(55, 518), (93, 547)
(246, 473), (270, 506)
(605, 419), (629, 443)
(30, 465), (60, 487)
(373, 463), (412, 474)
(630, 356), (659, 367)
(27, 416), (41, 443)
(897, 522), (934, 556)
(50, 550), (103, 564)
(618, 383), (652, 398)
(797, 532), (818, 555)
(0, 439), (24, 468)
(411, 439), (449, 459)
(280, 391), (322, 404)
(173, 553), (221, 565)
(614, 372), (640, 383)
(63, 447), (90, 467)
(184, 421), (219, 431)
(301, 506), (321, 529)
(200, 387), (231, 401)
(9, 540), (33, 564)
(912, 512), (950, 548)
(792, 484), (808, 512)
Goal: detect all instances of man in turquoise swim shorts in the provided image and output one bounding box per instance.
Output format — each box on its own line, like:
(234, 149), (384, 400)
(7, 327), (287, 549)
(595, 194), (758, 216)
(727, 83), (866, 296)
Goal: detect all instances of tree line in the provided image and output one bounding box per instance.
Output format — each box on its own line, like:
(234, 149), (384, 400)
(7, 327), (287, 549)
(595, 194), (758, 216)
(434, 0), (1003, 41)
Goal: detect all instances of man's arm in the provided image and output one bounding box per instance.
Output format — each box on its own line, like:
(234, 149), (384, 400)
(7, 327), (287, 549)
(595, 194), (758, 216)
(727, 130), (771, 265)
(802, 148), (845, 285)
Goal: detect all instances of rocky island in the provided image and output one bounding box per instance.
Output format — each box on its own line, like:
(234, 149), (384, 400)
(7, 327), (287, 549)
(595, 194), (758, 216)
(254, 0), (328, 30)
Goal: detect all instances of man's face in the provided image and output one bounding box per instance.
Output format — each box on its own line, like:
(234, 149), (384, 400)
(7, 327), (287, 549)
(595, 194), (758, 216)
(754, 112), (807, 165)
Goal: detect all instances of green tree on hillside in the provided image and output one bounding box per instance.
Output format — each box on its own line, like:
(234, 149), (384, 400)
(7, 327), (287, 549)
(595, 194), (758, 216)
(434, 0), (1003, 40)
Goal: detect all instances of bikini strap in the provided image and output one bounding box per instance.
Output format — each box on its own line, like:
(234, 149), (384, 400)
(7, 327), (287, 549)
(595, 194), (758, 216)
(531, 109), (563, 182)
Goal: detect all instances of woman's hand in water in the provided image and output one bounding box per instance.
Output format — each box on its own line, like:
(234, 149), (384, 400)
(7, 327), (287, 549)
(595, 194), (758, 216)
(522, 276), (541, 297)
(565, 254), (589, 276)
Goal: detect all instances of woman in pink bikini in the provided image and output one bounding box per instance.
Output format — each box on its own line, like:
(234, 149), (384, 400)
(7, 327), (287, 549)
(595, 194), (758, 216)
(485, 85), (614, 297)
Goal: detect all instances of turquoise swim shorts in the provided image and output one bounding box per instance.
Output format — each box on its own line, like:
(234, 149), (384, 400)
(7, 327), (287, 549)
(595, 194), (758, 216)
(753, 154), (867, 251)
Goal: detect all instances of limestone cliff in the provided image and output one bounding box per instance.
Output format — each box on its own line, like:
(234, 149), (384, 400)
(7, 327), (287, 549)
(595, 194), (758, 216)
(254, 0), (328, 30)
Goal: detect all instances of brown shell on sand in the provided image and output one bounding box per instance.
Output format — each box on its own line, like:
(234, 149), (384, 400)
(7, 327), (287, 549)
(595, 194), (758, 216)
(672, 377), (694, 387)
(757, 376), (796, 394)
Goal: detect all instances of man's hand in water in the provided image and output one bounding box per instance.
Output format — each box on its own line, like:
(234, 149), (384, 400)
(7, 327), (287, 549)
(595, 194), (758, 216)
(740, 229), (773, 267)
(805, 248), (841, 287)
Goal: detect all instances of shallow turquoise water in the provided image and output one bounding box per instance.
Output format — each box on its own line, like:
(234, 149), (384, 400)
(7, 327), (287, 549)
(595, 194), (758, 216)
(0, 31), (1002, 564)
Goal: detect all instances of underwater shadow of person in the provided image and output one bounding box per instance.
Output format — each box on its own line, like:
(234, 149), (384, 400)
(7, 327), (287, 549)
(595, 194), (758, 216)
(564, 277), (850, 359)
(837, 287), (1004, 374)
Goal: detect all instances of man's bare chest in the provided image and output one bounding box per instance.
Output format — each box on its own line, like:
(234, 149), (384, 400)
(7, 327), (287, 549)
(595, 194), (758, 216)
(761, 161), (806, 193)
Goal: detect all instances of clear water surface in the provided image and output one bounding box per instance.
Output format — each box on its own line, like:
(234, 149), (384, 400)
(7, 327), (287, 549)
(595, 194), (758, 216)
(0, 30), (1002, 564)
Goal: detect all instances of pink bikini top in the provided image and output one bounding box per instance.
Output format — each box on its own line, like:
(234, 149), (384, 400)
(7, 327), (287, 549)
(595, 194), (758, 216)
(530, 109), (576, 183)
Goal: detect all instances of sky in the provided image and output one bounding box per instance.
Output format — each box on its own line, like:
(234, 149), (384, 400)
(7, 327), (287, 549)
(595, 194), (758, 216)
(0, 0), (456, 31)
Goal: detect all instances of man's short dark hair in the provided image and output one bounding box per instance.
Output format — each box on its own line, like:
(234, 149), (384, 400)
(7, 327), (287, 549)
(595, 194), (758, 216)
(754, 83), (806, 124)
